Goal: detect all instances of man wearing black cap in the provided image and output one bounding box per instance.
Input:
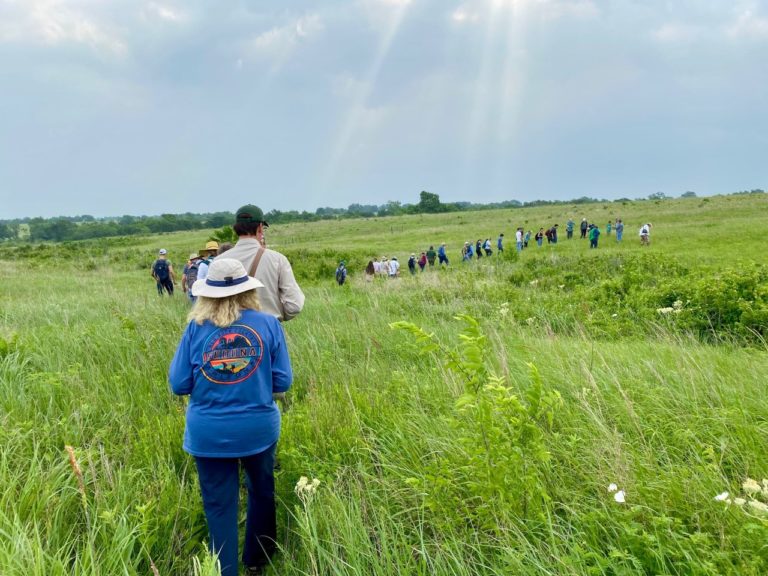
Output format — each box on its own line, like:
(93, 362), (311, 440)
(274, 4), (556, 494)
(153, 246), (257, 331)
(224, 205), (305, 322)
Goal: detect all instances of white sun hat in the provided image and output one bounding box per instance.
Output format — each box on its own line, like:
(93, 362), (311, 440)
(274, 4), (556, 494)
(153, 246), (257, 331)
(191, 258), (264, 298)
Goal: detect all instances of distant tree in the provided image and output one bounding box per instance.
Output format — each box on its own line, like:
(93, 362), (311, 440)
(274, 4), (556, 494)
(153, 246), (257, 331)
(210, 225), (238, 244)
(648, 191), (669, 200)
(379, 201), (404, 216)
(681, 191), (697, 198)
(418, 191), (443, 213)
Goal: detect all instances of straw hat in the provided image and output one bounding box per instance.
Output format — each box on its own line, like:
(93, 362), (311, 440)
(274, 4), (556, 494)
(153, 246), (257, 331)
(202, 240), (219, 253)
(191, 258), (264, 298)
(189, 252), (200, 260)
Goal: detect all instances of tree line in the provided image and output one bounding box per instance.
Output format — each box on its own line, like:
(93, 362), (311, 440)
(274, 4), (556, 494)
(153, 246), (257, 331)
(1, 189), (764, 243)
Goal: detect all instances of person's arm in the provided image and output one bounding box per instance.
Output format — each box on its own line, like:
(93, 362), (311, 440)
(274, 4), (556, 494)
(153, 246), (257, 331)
(169, 326), (194, 395)
(270, 322), (293, 393)
(168, 264), (176, 283)
(278, 257), (305, 321)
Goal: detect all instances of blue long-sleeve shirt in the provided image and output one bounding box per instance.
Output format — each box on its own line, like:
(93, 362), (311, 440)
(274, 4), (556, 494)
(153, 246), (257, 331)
(169, 309), (292, 457)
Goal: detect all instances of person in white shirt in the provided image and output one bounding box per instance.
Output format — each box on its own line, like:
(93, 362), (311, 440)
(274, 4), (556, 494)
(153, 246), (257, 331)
(219, 205), (305, 322)
(388, 257), (400, 277)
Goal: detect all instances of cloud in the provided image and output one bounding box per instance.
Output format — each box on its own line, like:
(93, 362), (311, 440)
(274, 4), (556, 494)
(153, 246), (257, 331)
(141, 2), (185, 24)
(449, 0), (599, 26)
(0, 0), (127, 56)
(652, 23), (702, 44)
(242, 13), (323, 65)
(726, 10), (768, 40)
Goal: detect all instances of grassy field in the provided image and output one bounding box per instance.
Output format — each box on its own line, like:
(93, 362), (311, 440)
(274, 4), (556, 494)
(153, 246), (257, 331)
(1, 193), (768, 575)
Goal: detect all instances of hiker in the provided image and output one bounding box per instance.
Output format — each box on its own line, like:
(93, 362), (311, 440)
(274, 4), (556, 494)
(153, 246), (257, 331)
(379, 257), (389, 278)
(388, 256), (400, 277)
(372, 259), (381, 277)
(407, 254), (417, 275)
(566, 218), (575, 240)
(475, 239), (483, 259)
(463, 242), (473, 261)
(589, 224), (601, 248)
(170, 258), (292, 576)
(365, 260), (375, 282)
(544, 227), (553, 244)
(224, 205), (305, 322)
(335, 261), (347, 285)
(606, 221), (612, 236)
(483, 238), (493, 256)
(516, 228), (523, 252)
(639, 223), (651, 246)
(615, 219), (624, 242)
(217, 243), (233, 256)
(197, 241), (220, 282)
(535, 228), (544, 247)
(524, 230), (531, 248)
(418, 252), (427, 272)
(438, 243), (449, 266)
(550, 224), (559, 244)
(151, 249), (175, 296)
(580, 218), (588, 239)
(497, 233), (504, 253)
(426, 246), (437, 267)
(182, 252), (202, 302)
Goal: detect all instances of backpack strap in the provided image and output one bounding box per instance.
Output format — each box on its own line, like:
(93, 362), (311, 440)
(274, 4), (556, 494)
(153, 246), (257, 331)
(248, 247), (265, 277)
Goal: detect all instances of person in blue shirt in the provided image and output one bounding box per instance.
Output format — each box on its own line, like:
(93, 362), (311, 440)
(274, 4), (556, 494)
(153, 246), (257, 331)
(438, 242), (449, 266)
(169, 258), (292, 576)
(497, 233), (504, 253)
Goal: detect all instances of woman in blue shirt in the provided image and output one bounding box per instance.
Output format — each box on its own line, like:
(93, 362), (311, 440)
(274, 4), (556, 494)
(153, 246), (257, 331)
(170, 258), (292, 576)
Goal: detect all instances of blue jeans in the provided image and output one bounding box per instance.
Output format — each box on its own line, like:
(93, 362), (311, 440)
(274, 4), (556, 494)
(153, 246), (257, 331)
(516, 241), (523, 252)
(616, 231), (623, 242)
(194, 443), (277, 576)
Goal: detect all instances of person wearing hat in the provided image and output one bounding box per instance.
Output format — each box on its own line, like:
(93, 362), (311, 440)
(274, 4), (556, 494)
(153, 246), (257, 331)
(224, 205), (305, 322)
(170, 258), (293, 576)
(407, 253), (417, 275)
(150, 248), (176, 296)
(388, 256), (400, 277)
(335, 260), (347, 285)
(197, 240), (220, 283)
(181, 252), (202, 302)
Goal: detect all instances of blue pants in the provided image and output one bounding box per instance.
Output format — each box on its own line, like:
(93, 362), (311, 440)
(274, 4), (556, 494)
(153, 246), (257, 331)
(617, 231), (623, 242)
(194, 443), (277, 576)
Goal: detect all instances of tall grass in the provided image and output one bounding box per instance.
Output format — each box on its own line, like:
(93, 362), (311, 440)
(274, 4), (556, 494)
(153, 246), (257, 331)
(1, 193), (767, 574)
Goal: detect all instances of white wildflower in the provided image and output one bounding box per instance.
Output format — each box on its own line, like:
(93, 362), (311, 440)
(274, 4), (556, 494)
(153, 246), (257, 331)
(611, 313), (618, 318)
(747, 500), (768, 514)
(673, 300), (683, 309)
(529, 279), (539, 286)
(558, 284), (565, 289)
(743, 478), (761, 495)
(656, 307), (674, 314)
(608, 483), (618, 493)
(614, 490), (626, 503)
(295, 476), (309, 495)
(734, 498), (746, 506)
(295, 475), (321, 501)
(526, 317), (535, 325)
(714, 491), (729, 502)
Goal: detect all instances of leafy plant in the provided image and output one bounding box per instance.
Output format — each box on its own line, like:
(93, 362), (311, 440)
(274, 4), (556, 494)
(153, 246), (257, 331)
(392, 315), (562, 528)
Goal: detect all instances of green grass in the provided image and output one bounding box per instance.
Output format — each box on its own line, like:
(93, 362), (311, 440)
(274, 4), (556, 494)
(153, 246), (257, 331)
(1, 192), (767, 574)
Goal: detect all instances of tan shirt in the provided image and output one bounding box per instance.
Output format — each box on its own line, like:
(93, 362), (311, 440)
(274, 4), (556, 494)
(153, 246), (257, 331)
(226, 238), (305, 321)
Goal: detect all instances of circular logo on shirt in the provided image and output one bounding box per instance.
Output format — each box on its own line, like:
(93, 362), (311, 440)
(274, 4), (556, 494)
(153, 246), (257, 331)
(200, 324), (264, 385)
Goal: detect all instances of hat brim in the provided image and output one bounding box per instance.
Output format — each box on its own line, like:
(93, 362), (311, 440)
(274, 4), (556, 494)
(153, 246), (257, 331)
(191, 276), (264, 298)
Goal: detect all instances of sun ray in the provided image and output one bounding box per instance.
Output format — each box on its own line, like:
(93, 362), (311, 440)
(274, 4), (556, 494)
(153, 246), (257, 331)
(322, 1), (414, 190)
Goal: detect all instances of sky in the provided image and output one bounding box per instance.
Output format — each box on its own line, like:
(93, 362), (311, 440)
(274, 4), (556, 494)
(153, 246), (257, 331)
(1, 0), (767, 219)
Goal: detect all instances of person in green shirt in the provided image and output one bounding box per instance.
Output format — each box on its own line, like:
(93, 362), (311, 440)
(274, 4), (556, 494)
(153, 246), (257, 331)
(426, 245), (437, 266)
